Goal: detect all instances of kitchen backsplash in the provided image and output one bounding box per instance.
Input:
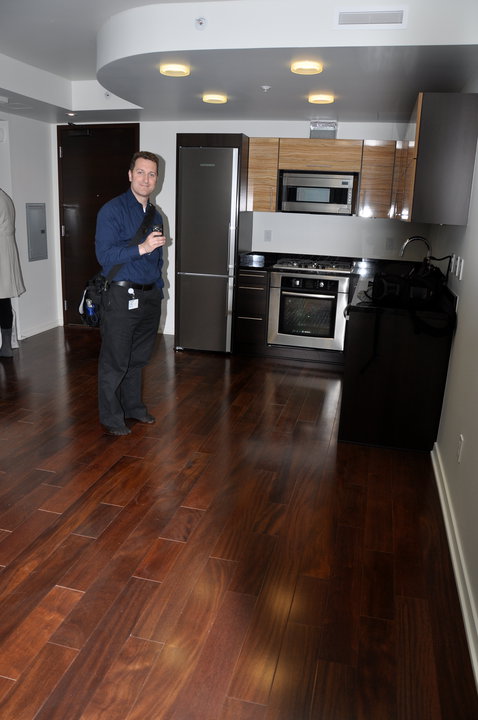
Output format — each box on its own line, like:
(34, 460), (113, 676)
(240, 211), (430, 261)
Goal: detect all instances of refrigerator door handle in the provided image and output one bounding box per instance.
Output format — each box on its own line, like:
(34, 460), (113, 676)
(227, 149), (239, 274)
(177, 272), (229, 279)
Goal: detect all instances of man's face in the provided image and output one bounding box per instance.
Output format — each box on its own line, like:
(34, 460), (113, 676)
(129, 158), (158, 202)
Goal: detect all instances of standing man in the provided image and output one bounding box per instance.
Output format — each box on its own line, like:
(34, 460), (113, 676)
(95, 151), (166, 435)
(0, 188), (26, 358)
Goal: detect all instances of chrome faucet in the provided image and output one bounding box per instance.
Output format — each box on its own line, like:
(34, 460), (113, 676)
(400, 235), (432, 260)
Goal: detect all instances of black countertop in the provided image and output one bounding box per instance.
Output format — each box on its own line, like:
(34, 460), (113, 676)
(348, 262), (457, 321)
(238, 250), (456, 316)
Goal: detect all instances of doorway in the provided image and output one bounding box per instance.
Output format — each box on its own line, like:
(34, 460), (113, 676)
(57, 123), (139, 325)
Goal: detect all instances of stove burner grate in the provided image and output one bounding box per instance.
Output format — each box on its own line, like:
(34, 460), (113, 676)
(273, 256), (353, 274)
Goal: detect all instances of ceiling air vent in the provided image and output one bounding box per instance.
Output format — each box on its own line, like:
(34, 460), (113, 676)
(337, 9), (406, 28)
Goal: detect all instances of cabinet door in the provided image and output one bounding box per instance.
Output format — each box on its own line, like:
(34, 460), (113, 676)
(389, 94), (421, 221)
(247, 138), (279, 211)
(411, 92), (478, 225)
(358, 141), (396, 218)
(235, 270), (268, 317)
(392, 92), (478, 225)
(278, 138), (363, 172)
(339, 307), (453, 451)
(389, 141), (416, 221)
(234, 270), (269, 353)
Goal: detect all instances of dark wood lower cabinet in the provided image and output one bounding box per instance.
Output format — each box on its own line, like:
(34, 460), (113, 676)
(338, 305), (454, 451)
(233, 268), (269, 354)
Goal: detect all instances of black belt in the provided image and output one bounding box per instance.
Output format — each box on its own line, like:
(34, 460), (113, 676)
(111, 281), (155, 291)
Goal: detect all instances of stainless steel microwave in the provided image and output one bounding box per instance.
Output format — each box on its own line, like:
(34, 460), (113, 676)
(279, 171), (356, 215)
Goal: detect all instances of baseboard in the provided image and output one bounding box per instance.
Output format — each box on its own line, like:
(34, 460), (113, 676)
(18, 319), (63, 339)
(431, 443), (478, 690)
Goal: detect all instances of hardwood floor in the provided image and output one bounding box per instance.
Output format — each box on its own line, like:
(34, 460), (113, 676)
(0, 326), (476, 719)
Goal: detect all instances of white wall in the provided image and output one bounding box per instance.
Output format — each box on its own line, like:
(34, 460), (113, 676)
(428, 85), (478, 682)
(0, 114), (60, 338)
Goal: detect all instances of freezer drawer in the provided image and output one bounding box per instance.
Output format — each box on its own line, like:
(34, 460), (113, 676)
(176, 273), (232, 352)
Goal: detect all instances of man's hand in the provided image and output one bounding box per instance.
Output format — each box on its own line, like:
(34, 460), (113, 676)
(139, 229), (166, 255)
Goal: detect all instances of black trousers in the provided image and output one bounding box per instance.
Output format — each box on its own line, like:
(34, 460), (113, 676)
(98, 284), (162, 428)
(0, 298), (13, 328)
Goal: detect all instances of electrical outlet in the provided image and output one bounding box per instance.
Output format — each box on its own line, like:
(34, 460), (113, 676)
(457, 433), (464, 463)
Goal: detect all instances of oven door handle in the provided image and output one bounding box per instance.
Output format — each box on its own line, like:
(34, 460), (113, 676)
(282, 291), (335, 300)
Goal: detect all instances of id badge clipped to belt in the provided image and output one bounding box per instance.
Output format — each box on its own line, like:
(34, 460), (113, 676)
(128, 288), (139, 310)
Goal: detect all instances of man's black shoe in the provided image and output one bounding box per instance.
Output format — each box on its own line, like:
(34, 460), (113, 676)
(127, 413), (156, 424)
(104, 425), (131, 436)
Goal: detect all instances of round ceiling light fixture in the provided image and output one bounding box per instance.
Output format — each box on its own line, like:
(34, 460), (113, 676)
(159, 63), (190, 77)
(202, 93), (228, 104)
(291, 60), (323, 75)
(308, 93), (335, 104)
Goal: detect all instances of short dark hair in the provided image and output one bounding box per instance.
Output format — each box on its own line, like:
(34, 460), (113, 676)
(130, 151), (159, 172)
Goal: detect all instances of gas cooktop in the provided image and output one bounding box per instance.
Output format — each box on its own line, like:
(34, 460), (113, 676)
(273, 256), (353, 274)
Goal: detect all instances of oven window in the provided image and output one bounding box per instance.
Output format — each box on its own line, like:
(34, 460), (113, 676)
(279, 293), (336, 338)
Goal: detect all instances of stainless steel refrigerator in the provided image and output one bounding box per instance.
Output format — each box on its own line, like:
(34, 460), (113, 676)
(175, 146), (239, 352)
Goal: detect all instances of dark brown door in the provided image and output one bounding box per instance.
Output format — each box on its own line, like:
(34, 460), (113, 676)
(57, 123), (139, 325)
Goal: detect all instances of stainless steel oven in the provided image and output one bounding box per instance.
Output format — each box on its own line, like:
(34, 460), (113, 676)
(267, 258), (351, 351)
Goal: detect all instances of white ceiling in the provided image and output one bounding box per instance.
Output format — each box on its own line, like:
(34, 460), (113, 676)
(0, 0), (477, 125)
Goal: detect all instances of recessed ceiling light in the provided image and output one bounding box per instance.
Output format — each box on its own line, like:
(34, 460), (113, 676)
(291, 60), (323, 75)
(308, 93), (335, 104)
(202, 93), (228, 104)
(159, 63), (190, 77)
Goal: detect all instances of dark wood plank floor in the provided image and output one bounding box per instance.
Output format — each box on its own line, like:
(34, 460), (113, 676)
(0, 327), (476, 719)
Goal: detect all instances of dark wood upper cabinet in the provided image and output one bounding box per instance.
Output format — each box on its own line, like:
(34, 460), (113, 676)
(391, 92), (478, 225)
